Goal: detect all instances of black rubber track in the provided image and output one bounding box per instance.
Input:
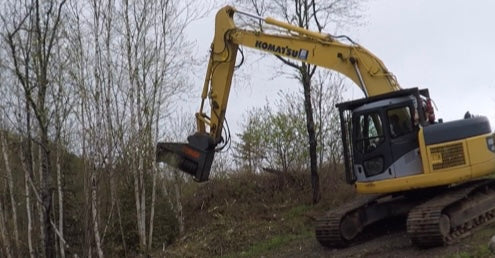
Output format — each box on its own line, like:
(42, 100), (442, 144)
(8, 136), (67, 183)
(315, 195), (380, 248)
(407, 179), (495, 248)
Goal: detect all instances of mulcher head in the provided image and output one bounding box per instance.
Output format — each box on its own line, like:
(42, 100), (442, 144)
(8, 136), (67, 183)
(156, 133), (215, 182)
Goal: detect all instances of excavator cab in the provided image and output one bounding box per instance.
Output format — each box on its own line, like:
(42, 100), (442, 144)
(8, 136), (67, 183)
(156, 133), (216, 182)
(338, 87), (495, 194)
(337, 88), (429, 184)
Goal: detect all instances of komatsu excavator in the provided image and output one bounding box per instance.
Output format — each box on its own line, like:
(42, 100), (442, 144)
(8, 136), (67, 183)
(156, 6), (495, 248)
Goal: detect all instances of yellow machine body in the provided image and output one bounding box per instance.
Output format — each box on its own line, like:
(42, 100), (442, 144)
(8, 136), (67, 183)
(356, 131), (495, 193)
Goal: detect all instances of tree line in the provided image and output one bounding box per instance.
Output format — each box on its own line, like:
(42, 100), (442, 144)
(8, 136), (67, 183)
(0, 0), (208, 256)
(0, 0), (362, 257)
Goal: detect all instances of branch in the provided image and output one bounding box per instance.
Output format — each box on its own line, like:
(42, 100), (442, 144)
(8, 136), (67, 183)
(274, 55), (300, 70)
(46, 0), (68, 65)
(0, 4), (31, 39)
(309, 64), (317, 78)
(2, 3), (32, 91)
(311, 0), (323, 31)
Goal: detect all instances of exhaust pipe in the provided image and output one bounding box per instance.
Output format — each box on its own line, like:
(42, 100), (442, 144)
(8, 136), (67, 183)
(156, 133), (215, 182)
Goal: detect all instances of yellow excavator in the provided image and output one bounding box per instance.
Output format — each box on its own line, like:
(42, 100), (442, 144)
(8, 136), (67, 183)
(156, 6), (495, 248)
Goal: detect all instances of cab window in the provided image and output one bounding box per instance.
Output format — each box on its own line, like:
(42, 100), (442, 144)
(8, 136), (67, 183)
(387, 107), (413, 138)
(355, 112), (384, 153)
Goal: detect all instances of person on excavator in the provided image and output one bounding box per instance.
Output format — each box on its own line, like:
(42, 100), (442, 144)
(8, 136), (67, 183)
(389, 114), (402, 137)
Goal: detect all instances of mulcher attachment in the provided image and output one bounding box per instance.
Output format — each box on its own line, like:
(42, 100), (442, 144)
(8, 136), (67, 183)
(156, 133), (215, 182)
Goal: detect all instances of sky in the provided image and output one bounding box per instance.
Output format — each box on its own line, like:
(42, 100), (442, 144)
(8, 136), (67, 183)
(184, 1), (495, 137)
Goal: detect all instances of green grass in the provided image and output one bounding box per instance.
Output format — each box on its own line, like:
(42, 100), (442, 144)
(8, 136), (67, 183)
(446, 225), (495, 258)
(223, 230), (313, 258)
(284, 205), (311, 220)
(448, 245), (491, 258)
(218, 204), (314, 258)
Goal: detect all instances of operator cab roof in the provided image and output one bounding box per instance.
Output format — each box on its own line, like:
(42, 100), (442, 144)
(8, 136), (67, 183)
(336, 87), (428, 112)
(353, 95), (415, 113)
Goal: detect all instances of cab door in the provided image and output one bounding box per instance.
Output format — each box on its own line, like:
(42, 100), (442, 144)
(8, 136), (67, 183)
(387, 105), (421, 177)
(352, 111), (394, 182)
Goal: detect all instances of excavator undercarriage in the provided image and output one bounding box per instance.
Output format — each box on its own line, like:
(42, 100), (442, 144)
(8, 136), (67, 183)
(316, 178), (495, 248)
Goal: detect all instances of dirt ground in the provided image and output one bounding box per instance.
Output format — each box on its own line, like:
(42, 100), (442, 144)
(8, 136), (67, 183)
(265, 220), (495, 258)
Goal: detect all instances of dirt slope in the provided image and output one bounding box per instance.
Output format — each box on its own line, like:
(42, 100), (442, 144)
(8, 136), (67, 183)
(159, 170), (495, 258)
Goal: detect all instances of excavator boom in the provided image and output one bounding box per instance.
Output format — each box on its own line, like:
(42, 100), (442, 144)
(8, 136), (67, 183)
(156, 5), (400, 181)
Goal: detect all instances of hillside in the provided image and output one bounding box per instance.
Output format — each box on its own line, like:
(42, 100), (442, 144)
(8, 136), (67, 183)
(159, 168), (495, 258)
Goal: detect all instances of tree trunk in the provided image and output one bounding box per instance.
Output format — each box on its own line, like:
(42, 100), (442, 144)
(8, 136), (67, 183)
(41, 138), (55, 258)
(27, 165), (71, 257)
(21, 103), (35, 258)
(173, 174), (184, 235)
(56, 147), (65, 258)
(19, 143), (35, 258)
(133, 160), (146, 252)
(116, 198), (128, 256)
(91, 173), (104, 258)
(148, 164), (157, 250)
(137, 79), (147, 253)
(0, 197), (12, 258)
(139, 166), (146, 253)
(301, 67), (320, 204)
(25, 172), (35, 258)
(81, 107), (92, 258)
(38, 147), (46, 258)
(1, 132), (19, 254)
(38, 131), (56, 258)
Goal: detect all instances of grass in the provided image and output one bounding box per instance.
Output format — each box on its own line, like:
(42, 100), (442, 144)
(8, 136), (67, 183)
(229, 233), (306, 258)
(285, 205), (311, 220)
(448, 246), (491, 258)
(222, 222), (314, 258)
(446, 225), (495, 258)
(215, 203), (316, 258)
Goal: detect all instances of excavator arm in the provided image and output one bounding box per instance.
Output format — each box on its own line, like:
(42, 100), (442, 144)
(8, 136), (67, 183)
(156, 5), (400, 181)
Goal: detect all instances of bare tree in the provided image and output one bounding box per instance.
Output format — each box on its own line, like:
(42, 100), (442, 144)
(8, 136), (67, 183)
(50, 28), (75, 258)
(0, 0), (211, 255)
(119, 0), (207, 253)
(67, 0), (114, 255)
(233, 0), (363, 203)
(65, 2), (94, 256)
(66, 0), (208, 255)
(2, 0), (68, 257)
